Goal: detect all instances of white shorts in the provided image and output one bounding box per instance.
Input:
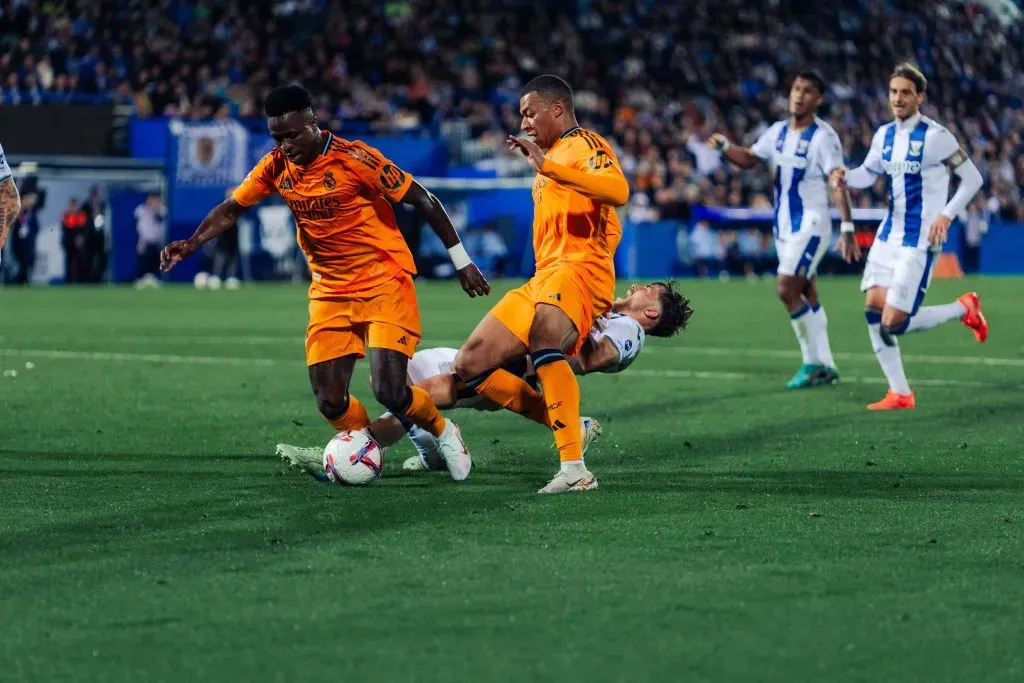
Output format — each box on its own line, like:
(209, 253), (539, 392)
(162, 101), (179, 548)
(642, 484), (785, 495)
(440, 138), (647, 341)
(776, 231), (830, 278)
(405, 347), (497, 411)
(859, 239), (937, 314)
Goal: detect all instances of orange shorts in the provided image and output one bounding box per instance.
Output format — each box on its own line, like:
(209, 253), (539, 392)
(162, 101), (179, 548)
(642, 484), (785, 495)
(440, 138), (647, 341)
(489, 264), (613, 355)
(305, 273), (421, 365)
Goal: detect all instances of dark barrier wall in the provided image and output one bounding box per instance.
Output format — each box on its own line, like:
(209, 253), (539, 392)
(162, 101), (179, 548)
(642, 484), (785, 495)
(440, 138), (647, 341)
(0, 105), (115, 156)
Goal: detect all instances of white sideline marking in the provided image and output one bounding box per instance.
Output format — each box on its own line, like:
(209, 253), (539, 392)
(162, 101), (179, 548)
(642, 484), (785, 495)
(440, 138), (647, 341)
(0, 348), (1015, 388)
(19, 334), (1022, 370)
(0, 349), (280, 367)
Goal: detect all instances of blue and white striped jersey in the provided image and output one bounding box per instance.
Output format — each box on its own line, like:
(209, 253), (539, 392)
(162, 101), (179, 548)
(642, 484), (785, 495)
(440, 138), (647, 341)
(0, 143), (10, 182)
(751, 117), (844, 240)
(591, 313), (645, 374)
(857, 113), (961, 250)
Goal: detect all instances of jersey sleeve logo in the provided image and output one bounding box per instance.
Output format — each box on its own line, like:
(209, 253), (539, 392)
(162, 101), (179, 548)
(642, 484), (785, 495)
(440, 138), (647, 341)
(379, 164), (407, 191)
(588, 150), (614, 170)
(323, 171), (336, 190)
(345, 147), (381, 169)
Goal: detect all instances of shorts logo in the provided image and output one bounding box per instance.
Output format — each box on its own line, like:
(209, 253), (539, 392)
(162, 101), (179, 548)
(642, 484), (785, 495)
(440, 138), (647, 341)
(551, 419), (567, 431)
(323, 171), (336, 190)
(280, 178), (293, 190)
(548, 293), (561, 302)
(396, 335), (408, 345)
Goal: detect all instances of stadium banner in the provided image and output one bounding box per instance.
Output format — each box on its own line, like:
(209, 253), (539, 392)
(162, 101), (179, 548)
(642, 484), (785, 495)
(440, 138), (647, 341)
(0, 105), (115, 156)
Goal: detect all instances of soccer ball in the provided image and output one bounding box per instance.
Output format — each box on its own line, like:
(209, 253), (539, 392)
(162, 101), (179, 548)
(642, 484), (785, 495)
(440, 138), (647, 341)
(323, 430), (383, 486)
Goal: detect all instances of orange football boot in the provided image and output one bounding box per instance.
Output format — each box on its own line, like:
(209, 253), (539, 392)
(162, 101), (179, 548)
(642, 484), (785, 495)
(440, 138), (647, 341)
(867, 390), (916, 411)
(957, 292), (988, 343)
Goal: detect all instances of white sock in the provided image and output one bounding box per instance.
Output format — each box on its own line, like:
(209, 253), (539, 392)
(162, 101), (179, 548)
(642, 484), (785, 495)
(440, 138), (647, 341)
(560, 459), (587, 475)
(809, 304), (837, 369)
(868, 322), (911, 394)
(904, 301), (966, 334)
(790, 302), (815, 364)
(407, 425), (443, 470)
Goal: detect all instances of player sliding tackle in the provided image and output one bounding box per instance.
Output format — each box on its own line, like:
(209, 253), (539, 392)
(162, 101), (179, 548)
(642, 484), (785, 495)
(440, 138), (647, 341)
(831, 63), (986, 411)
(161, 85), (490, 478)
(277, 282), (693, 479)
(709, 69), (859, 390)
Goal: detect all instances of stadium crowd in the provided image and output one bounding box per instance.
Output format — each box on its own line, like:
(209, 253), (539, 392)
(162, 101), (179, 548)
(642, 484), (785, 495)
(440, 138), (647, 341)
(1, 0), (1021, 227)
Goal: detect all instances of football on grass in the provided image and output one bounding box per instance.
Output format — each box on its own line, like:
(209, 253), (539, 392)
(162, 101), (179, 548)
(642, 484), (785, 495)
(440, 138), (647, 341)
(323, 430), (383, 486)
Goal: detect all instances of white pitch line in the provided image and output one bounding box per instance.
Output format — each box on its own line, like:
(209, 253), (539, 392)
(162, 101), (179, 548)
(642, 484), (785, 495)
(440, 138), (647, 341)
(626, 368), (1011, 388)
(0, 348), (281, 367)
(7, 334), (1021, 370)
(0, 347), (1015, 388)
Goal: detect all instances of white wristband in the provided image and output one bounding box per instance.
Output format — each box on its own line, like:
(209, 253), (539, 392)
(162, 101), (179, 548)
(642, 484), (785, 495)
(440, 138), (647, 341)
(720, 139), (731, 152)
(840, 221), (855, 234)
(448, 242), (472, 270)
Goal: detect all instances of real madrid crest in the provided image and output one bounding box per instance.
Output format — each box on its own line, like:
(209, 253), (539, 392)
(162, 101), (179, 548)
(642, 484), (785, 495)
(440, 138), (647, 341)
(324, 171), (336, 190)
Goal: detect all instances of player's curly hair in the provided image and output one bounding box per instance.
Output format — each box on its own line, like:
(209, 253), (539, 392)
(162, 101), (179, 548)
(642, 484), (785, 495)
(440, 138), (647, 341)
(891, 62), (927, 94)
(649, 281), (693, 338)
(264, 84), (314, 118)
(520, 74), (575, 113)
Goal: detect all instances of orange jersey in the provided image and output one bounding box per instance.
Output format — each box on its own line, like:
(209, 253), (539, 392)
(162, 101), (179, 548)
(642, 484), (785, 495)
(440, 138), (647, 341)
(531, 127), (626, 274)
(232, 132), (415, 295)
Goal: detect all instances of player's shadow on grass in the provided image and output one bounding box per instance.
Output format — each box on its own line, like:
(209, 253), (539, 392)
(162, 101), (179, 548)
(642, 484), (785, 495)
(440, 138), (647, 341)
(613, 469), (1024, 499)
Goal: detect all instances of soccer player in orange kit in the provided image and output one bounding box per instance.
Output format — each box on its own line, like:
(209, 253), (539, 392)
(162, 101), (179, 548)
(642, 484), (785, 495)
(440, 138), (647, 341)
(452, 75), (629, 493)
(161, 84), (490, 481)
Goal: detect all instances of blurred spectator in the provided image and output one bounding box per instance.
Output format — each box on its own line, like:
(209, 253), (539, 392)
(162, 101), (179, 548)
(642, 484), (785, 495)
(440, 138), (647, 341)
(134, 192), (165, 287)
(961, 198), (988, 274)
(61, 198), (88, 283)
(83, 185), (108, 283)
(8, 192), (40, 285)
(689, 220), (725, 277)
(0, 0), (1020, 219)
(464, 223), (509, 278)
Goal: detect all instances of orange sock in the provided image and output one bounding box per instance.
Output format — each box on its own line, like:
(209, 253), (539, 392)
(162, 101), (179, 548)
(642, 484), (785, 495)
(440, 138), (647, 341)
(473, 368), (551, 428)
(399, 385), (447, 437)
(531, 349), (581, 462)
(327, 395), (370, 431)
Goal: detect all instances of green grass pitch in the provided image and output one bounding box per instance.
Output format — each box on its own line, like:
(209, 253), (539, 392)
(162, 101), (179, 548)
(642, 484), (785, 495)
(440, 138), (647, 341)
(1, 276), (1022, 682)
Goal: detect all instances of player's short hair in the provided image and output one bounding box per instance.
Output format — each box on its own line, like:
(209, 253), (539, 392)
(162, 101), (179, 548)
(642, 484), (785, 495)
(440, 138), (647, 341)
(890, 62), (927, 93)
(650, 281), (693, 338)
(794, 69), (827, 96)
(520, 75), (574, 113)
(264, 84), (314, 118)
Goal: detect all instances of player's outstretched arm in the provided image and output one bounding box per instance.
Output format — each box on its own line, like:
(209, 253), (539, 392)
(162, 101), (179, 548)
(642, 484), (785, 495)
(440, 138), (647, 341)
(829, 167), (862, 263)
(506, 135), (629, 206)
(0, 176), (21, 253)
(568, 337), (619, 375)
(160, 198), (246, 272)
(400, 180), (490, 297)
(707, 134), (762, 170)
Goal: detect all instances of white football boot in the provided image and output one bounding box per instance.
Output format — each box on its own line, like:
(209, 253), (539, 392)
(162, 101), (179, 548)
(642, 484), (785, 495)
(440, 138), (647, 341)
(538, 464), (599, 494)
(435, 419), (472, 481)
(580, 417), (602, 457)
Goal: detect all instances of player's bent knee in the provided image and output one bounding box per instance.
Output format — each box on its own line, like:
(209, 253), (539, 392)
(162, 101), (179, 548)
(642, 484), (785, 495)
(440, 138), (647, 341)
(371, 377), (408, 414)
(316, 392), (350, 420)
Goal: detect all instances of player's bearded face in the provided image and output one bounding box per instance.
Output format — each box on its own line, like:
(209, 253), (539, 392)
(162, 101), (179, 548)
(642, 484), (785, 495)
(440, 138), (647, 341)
(888, 77), (923, 120)
(268, 111), (323, 166)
